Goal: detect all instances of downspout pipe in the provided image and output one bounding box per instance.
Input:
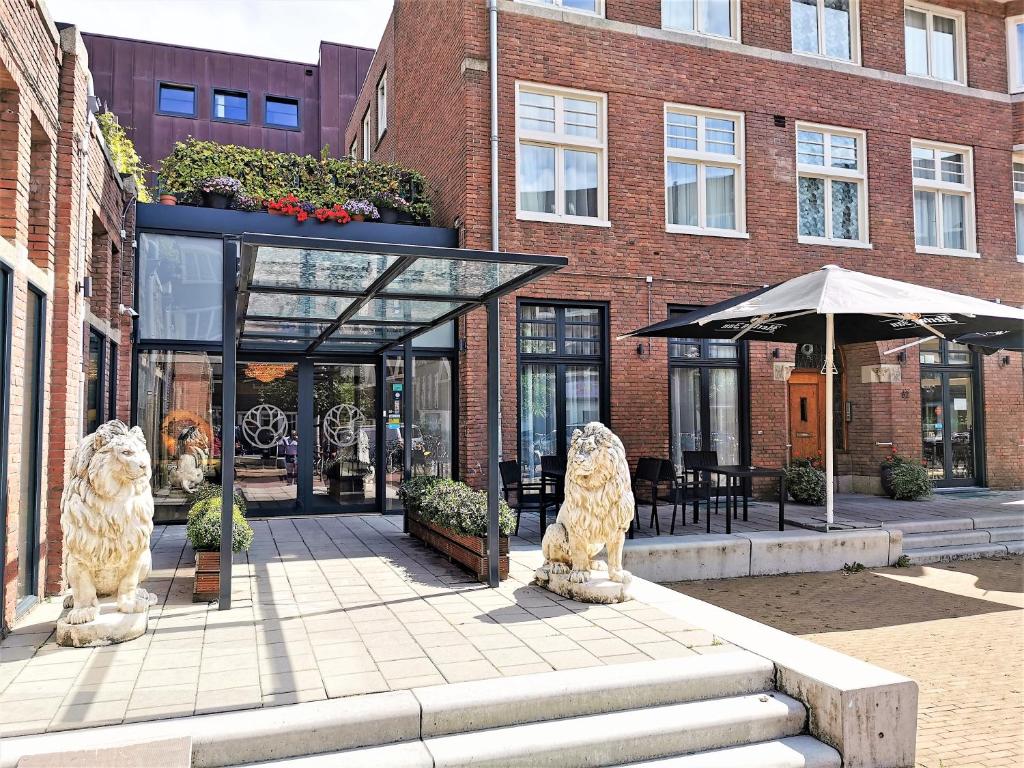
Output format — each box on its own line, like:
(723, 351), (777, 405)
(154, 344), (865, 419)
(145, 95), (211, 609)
(487, 0), (502, 459)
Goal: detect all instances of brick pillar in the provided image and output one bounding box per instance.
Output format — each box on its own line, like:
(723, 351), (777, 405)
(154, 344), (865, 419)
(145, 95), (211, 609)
(89, 225), (111, 323)
(28, 119), (56, 271)
(0, 88), (29, 244)
(982, 352), (1024, 489)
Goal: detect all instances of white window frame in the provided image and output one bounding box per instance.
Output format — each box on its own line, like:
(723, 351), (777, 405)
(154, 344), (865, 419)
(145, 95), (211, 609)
(911, 139), (977, 258)
(663, 104), (747, 238)
(903, 2), (967, 85)
(515, 82), (609, 227)
(790, 0), (861, 65)
(376, 70), (388, 139)
(1014, 153), (1024, 262)
(361, 109), (371, 161)
(516, 0), (604, 18)
(795, 122), (870, 248)
(1008, 16), (1024, 94)
(349, 138), (357, 159)
(661, 0), (741, 42)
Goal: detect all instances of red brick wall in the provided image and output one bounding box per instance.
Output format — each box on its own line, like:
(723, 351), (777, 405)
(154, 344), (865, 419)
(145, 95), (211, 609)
(0, 1), (135, 633)
(352, 0), (1022, 492)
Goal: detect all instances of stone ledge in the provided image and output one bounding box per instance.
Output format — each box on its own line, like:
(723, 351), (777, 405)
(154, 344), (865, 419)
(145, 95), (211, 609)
(623, 535), (750, 582)
(744, 529), (892, 576)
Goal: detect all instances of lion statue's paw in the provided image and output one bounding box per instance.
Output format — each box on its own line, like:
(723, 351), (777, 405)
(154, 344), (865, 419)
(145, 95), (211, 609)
(608, 568), (632, 585)
(568, 568), (590, 584)
(62, 593), (74, 609)
(117, 593), (152, 614)
(589, 560), (607, 571)
(549, 562), (570, 574)
(66, 606), (98, 624)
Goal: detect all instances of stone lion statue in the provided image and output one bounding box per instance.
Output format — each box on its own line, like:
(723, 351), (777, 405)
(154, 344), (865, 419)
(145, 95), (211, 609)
(60, 420), (155, 624)
(537, 422), (635, 586)
(169, 425), (207, 493)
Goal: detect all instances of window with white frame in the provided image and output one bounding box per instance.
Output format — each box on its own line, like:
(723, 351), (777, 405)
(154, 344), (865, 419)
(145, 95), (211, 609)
(349, 138), (357, 159)
(904, 3), (965, 84)
(1014, 156), (1024, 261)
(664, 105), (745, 236)
(1008, 17), (1024, 93)
(791, 0), (858, 62)
(516, 83), (606, 224)
(663, 0), (738, 40)
(361, 109), (371, 161)
(795, 124), (867, 245)
(376, 71), (388, 138)
(911, 141), (975, 255)
(517, 0), (603, 17)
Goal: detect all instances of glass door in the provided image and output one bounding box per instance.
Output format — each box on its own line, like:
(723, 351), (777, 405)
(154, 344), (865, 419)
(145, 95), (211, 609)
(314, 362), (378, 513)
(920, 339), (978, 486)
(234, 362), (300, 513)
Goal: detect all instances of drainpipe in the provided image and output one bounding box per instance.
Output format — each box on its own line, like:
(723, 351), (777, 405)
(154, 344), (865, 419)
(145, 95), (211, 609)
(487, 0), (502, 459)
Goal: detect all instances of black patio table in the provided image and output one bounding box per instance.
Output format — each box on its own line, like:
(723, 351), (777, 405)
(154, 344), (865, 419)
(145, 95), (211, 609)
(706, 465), (786, 534)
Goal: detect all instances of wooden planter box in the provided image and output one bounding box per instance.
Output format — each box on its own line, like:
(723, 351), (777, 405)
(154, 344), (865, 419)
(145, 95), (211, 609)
(407, 512), (508, 582)
(193, 551), (220, 602)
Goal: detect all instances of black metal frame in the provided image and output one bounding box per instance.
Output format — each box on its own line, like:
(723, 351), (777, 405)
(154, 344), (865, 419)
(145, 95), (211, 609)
(666, 305), (751, 494)
(920, 340), (984, 488)
(17, 285), (46, 616)
(263, 94), (301, 131)
(155, 81), (198, 118)
(0, 266), (12, 633)
(515, 299), (611, 475)
(85, 326), (107, 433)
(108, 340), (119, 421)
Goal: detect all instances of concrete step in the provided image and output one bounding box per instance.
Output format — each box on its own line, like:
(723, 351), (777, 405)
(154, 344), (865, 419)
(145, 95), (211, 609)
(617, 735), (841, 768)
(234, 742), (432, 768)
(903, 529), (991, 549)
(904, 543), (1009, 565)
(972, 512), (1024, 529)
(888, 518), (974, 535)
(422, 692), (807, 767)
(987, 526), (1024, 543)
(1003, 541), (1024, 555)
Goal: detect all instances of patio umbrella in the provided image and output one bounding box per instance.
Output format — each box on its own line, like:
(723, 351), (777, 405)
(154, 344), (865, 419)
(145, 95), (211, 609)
(622, 264), (1024, 528)
(954, 329), (1024, 352)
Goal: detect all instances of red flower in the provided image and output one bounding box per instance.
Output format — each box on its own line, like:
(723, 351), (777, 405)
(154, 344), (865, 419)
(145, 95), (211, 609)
(296, 211), (308, 222)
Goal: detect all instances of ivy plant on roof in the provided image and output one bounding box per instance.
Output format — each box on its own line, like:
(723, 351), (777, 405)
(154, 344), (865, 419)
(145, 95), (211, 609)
(157, 138), (432, 223)
(96, 111), (152, 202)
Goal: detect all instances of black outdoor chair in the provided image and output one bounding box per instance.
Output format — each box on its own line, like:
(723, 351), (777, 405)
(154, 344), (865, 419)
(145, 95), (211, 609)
(499, 459), (545, 536)
(682, 450), (720, 531)
(670, 456), (713, 534)
(632, 457), (674, 536)
(538, 455), (566, 533)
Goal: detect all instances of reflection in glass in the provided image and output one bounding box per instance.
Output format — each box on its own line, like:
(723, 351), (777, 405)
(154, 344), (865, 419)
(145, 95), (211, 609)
(671, 367), (702, 474)
(941, 193), (966, 250)
(948, 375), (974, 479)
(315, 363), (377, 512)
(414, 358), (453, 480)
(1016, 203), (1024, 257)
(520, 364), (557, 480)
(384, 258), (534, 298)
(235, 363), (299, 510)
(139, 234), (223, 341)
(709, 368), (740, 465)
(920, 374), (943, 479)
(667, 162), (698, 227)
(86, 330), (103, 434)
(823, 0), (851, 60)
(705, 167), (735, 230)
(904, 9), (929, 76)
(138, 352), (222, 505)
(831, 180), (859, 240)
(914, 190), (938, 247)
(519, 144), (556, 213)
(17, 291), (43, 601)
(931, 14), (957, 81)
(564, 149), (599, 217)
(565, 365), (601, 446)
(702, 0), (732, 37)
(251, 247), (394, 292)
(247, 292), (353, 320)
(798, 177), (826, 237)
(791, 0), (819, 53)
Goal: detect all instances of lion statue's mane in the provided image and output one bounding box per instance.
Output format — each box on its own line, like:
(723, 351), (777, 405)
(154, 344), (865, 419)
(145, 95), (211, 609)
(60, 420), (156, 624)
(538, 422), (635, 585)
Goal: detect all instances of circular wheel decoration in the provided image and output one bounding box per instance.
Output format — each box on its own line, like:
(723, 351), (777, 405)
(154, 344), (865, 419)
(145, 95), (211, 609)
(323, 404), (364, 448)
(241, 404), (289, 449)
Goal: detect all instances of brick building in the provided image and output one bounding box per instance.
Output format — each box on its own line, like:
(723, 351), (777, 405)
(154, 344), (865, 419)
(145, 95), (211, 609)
(81, 33), (373, 179)
(345, 0), (1023, 493)
(0, 0), (136, 634)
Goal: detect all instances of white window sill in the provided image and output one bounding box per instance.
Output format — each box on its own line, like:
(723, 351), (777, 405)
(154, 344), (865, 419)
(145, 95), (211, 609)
(517, 211), (611, 228)
(798, 236), (873, 250)
(517, 0), (603, 18)
(666, 225), (749, 239)
(791, 50), (860, 67)
(905, 71), (966, 88)
(915, 245), (980, 258)
(661, 25), (739, 44)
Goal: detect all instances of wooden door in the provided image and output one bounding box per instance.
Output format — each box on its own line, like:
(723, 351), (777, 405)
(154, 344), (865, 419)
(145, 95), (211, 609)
(788, 371), (825, 461)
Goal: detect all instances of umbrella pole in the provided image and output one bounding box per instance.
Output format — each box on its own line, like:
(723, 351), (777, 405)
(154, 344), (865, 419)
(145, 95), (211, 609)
(825, 313), (835, 531)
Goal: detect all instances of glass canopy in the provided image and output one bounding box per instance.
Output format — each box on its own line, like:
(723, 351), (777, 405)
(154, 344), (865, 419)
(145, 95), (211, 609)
(236, 234), (566, 354)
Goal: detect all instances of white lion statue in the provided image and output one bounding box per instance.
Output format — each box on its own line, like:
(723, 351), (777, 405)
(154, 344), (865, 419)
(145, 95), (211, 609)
(169, 425), (207, 493)
(537, 422), (635, 586)
(60, 420), (156, 624)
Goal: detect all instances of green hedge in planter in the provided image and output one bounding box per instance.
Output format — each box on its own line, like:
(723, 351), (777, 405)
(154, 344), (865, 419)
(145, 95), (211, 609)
(185, 480), (247, 517)
(158, 139), (432, 222)
(786, 459), (827, 505)
(186, 495), (254, 553)
(888, 460), (933, 500)
(401, 477), (516, 537)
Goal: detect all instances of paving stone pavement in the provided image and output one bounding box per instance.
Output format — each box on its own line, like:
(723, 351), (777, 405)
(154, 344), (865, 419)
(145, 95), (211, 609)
(0, 515), (734, 737)
(670, 556), (1024, 768)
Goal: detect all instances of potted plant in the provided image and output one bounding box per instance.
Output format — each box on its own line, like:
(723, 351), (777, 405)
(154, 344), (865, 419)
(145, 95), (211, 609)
(881, 450), (933, 500)
(374, 192), (410, 224)
(158, 193), (177, 205)
(785, 457), (827, 505)
(185, 488), (253, 601)
(197, 176), (242, 209)
(342, 199), (379, 222)
(401, 477), (515, 581)
(313, 204), (351, 224)
(231, 193), (263, 212)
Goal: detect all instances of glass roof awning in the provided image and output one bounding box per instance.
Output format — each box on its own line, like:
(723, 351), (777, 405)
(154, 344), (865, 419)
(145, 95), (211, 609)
(236, 234), (568, 354)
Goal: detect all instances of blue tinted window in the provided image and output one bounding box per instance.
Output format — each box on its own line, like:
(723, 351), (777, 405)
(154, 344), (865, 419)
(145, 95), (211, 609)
(158, 84), (195, 116)
(265, 96), (299, 128)
(213, 90), (248, 122)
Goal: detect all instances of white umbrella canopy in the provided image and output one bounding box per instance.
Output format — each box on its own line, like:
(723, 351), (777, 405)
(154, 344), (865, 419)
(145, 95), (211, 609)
(623, 265), (1024, 529)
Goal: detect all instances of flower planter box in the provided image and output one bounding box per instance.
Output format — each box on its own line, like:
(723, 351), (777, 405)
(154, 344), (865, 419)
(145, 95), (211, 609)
(407, 511), (508, 582)
(193, 551), (220, 602)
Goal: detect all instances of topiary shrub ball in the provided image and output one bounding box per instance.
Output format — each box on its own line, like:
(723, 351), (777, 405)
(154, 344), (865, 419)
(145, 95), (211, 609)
(186, 496), (253, 553)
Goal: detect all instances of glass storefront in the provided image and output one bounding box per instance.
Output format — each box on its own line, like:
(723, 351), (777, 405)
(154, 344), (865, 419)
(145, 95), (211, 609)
(86, 329), (103, 434)
(138, 233), (223, 342)
(137, 350), (223, 504)
(314, 362), (377, 513)
(920, 338), (977, 485)
(235, 363), (299, 511)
